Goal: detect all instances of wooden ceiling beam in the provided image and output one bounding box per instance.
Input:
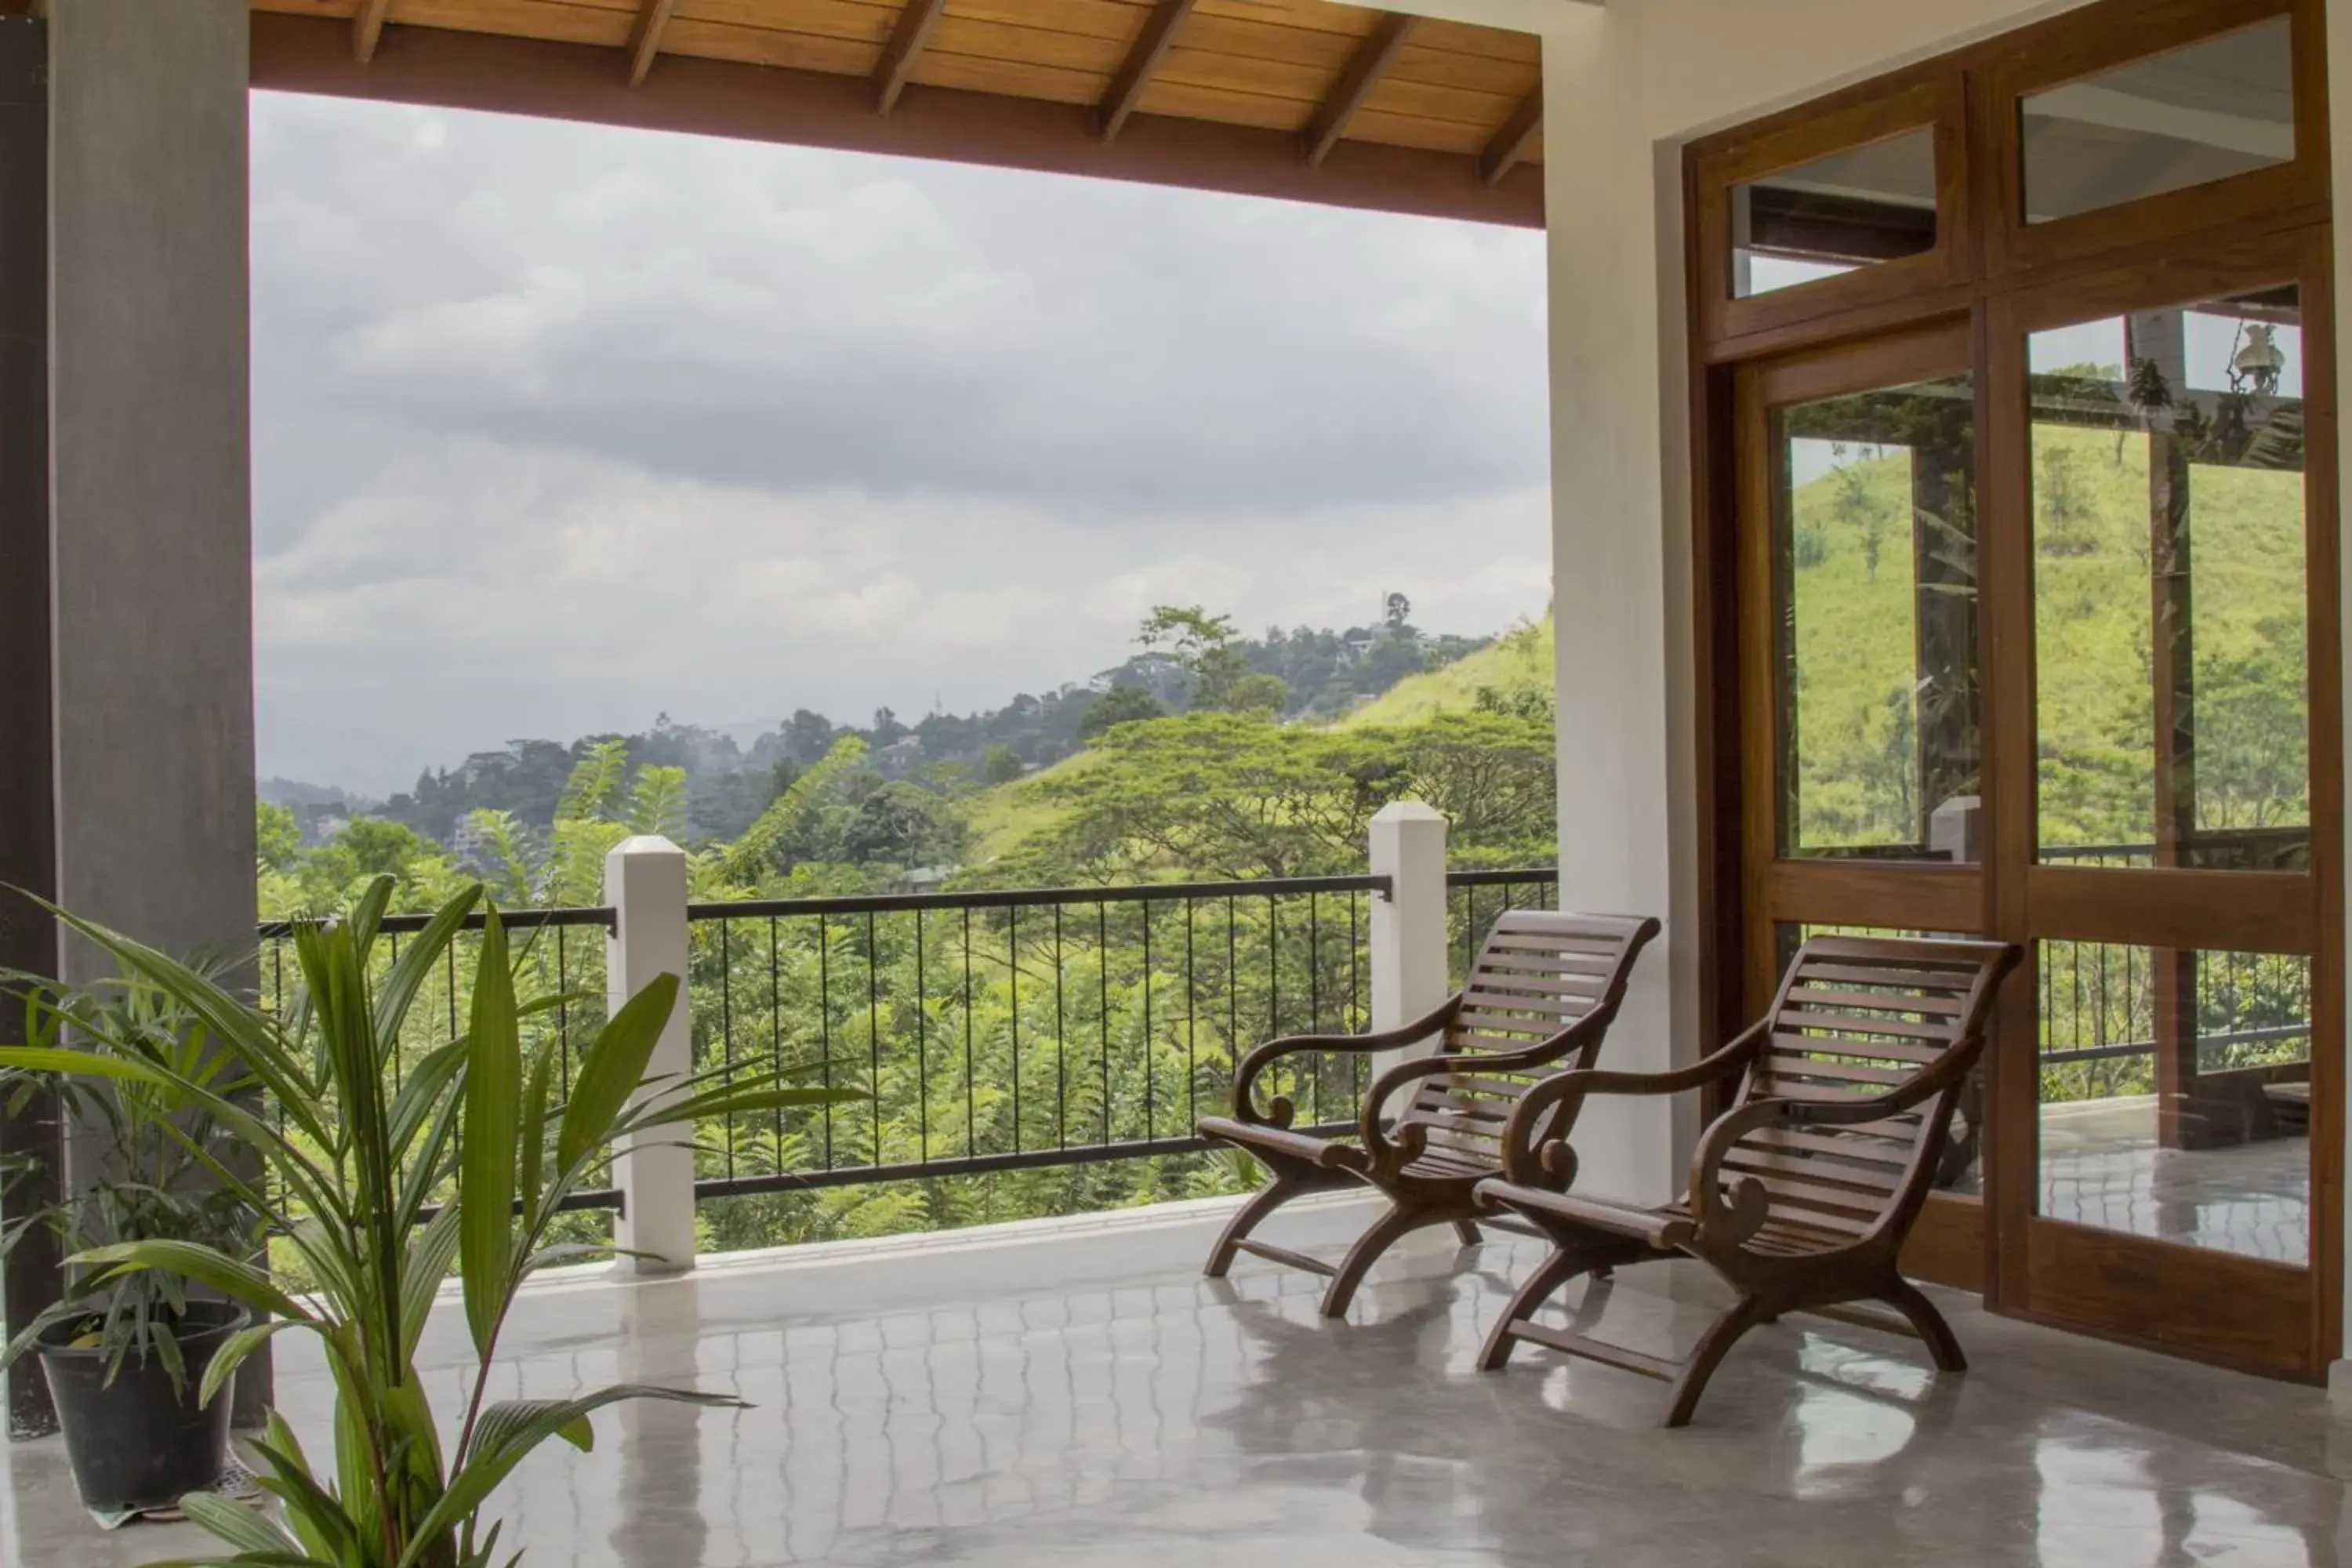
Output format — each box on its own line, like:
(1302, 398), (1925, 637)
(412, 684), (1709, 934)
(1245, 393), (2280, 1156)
(625, 0), (675, 88)
(1301, 13), (1414, 169)
(873, 0), (949, 117)
(1479, 86), (1540, 189)
(249, 13), (1544, 229)
(353, 0), (391, 65)
(1097, 0), (1196, 143)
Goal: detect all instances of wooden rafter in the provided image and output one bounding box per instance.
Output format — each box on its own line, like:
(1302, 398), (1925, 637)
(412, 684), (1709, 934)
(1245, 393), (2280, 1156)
(1097, 0), (1196, 143)
(1479, 86), (1540, 188)
(873, 0), (949, 116)
(250, 12), (1546, 230)
(625, 0), (676, 88)
(353, 0), (391, 64)
(1301, 13), (1414, 168)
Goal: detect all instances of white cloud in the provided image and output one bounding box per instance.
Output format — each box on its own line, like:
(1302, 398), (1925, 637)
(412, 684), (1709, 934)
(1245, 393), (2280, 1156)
(249, 92), (1552, 794)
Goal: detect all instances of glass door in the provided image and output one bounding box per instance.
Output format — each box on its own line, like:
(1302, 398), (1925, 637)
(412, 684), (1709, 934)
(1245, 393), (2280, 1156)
(1735, 325), (1988, 1288)
(1983, 228), (2335, 1375)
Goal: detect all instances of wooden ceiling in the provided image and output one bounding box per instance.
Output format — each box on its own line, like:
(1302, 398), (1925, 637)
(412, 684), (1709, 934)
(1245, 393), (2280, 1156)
(245, 0), (1543, 223)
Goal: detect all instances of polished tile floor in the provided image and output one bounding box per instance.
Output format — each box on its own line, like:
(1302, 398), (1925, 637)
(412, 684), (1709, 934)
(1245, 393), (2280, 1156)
(3, 1196), (2347, 1566)
(2041, 1098), (2310, 1263)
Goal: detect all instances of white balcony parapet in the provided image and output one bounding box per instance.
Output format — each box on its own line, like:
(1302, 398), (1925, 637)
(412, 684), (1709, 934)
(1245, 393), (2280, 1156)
(605, 834), (697, 1274)
(1368, 801), (1449, 1058)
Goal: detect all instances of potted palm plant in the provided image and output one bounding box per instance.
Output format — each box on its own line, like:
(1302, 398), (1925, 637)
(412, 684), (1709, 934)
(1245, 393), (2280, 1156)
(0, 876), (858, 1564)
(0, 961), (264, 1515)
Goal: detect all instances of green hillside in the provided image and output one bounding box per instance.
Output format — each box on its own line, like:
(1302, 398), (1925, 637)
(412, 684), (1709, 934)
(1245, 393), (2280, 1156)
(1784, 418), (2307, 852)
(1341, 615), (1552, 728)
(966, 748), (1101, 862)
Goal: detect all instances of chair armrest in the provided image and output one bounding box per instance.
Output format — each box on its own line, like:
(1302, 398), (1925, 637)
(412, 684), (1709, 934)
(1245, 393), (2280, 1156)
(1354, 1011), (1612, 1171)
(1229, 995), (1461, 1127)
(1473, 1180), (1698, 1250)
(1679, 1030), (1988, 1249)
(1495, 1022), (1769, 1187)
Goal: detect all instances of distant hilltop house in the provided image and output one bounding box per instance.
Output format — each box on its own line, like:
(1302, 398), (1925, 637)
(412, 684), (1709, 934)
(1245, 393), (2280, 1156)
(448, 814), (501, 872)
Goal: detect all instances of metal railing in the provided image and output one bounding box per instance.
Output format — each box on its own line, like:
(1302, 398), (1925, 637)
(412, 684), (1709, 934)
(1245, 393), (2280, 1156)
(677, 875), (1392, 1226)
(256, 905), (622, 1214)
(256, 866), (1592, 1240)
(1445, 866), (1560, 987)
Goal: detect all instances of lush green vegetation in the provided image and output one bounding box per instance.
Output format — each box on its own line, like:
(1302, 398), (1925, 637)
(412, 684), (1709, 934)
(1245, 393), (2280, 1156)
(255, 602), (1559, 1254)
(1784, 367), (2313, 1111)
(4, 880), (851, 1562)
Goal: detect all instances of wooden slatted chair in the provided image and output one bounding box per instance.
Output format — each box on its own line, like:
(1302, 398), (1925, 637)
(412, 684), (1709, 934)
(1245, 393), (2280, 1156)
(1198, 909), (1660, 1318)
(1472, 934), (2020, 1426)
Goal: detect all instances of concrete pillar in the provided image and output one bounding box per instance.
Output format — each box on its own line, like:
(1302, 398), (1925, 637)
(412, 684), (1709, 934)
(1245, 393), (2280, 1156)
(36, 0), (257, 1428)
(1540, 5), (1690, 1206)
(47, 0), (254, 982)
(1369, 801), (1450, 1047)
(606, 836), (698, 1274)
(0, 13), (58, 1442)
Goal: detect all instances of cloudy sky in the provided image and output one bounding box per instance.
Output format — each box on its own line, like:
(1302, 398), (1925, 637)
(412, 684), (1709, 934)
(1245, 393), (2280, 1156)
(249, 91), (1551, 798)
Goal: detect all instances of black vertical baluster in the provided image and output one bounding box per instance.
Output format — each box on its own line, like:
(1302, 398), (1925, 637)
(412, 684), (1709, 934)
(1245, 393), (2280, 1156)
(1008, 908), (1021, 1155)
(1308, 892), (1320, 1126)
(1267, 895), (1279, 1094)
(1185, 898), (1197, 1131)
(916, 910), (927, 1164)
(445, 939), (457, 1041)
(721, 920), (735, 1184)
(962, 906), (975, 1157)
(2040, 942), (2053, 1059)
(1461, 887), (1473, 981)
(769, 916), (783, 1163)
(2098, 943), (2109, 1068)
(866, 911), (880, 1167)
(819, 913), (833, 1170)
(556, 927), (572, 1099)
(1226, 896), (1238, 1098)
(1134, 902), (1143, 1147)
(1054, 905), (1066, 1151)
(1348, 891), (1363, 1108)
(1098, 901), (1110, 1148)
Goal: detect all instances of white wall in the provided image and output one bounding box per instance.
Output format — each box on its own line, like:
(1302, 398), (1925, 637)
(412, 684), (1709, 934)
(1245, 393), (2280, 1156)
(1537, 0), (2085, 1201)
(1364, 0), (2089, 1201)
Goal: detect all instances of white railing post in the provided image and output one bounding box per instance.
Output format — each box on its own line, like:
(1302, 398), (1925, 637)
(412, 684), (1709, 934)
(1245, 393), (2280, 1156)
(604, 835), (696, 1275)
(1370, 801), (1450, 1052)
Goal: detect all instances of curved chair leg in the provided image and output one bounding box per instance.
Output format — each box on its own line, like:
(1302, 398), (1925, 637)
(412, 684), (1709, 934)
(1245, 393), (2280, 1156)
(1882, 1276), (1967, 1373)
(1451, 1220), (1484, 1247)
(1475, 1247), (1589, 1371)
(1318, 1203), (1425, 1318)
(1661, 1295), (1769, 1428)
(1203, 1175), (1305, 1279)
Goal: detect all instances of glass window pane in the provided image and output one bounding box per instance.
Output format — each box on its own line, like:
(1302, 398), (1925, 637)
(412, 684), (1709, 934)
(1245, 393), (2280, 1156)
(2030, 288), (2308, 869)
(2021, 17), (2296, 224)
(1770, 375), (1979, 860)
(2038, 940), (2309, 1263)
(1731, 128), (1937, 298)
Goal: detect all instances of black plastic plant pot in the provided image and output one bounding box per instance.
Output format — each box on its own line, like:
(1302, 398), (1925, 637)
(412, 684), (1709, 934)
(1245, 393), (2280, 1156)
(37, 1299), (249, 1515)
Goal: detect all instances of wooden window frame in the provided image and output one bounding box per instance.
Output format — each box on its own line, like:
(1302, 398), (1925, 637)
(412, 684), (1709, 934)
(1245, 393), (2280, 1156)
(1981, 222), (2336, 960)
(1977, 0), (2329, 280)
(1688, 0), (2341, 1381)
(1693, 75), (1970, 347)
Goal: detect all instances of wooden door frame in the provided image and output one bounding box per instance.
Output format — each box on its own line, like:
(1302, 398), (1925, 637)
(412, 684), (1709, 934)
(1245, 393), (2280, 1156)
(1730, 325), (1991, 1290)
(1687, 0), (2340, 1380)
(1980, 222), (2340, 1376)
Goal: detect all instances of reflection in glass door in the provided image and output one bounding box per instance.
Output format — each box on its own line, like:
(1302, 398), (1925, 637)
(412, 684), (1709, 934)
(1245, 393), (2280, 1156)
(1738, 333), (1986, 1284)
(1769, 372), (1980, 861)
(2024, 287), (2314, 1267)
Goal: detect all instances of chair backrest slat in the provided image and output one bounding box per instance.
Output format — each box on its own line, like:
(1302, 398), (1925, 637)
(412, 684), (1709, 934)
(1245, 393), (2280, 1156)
(1394, 910), (1657, 1150)
(1715, 935), (2013, 1250)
